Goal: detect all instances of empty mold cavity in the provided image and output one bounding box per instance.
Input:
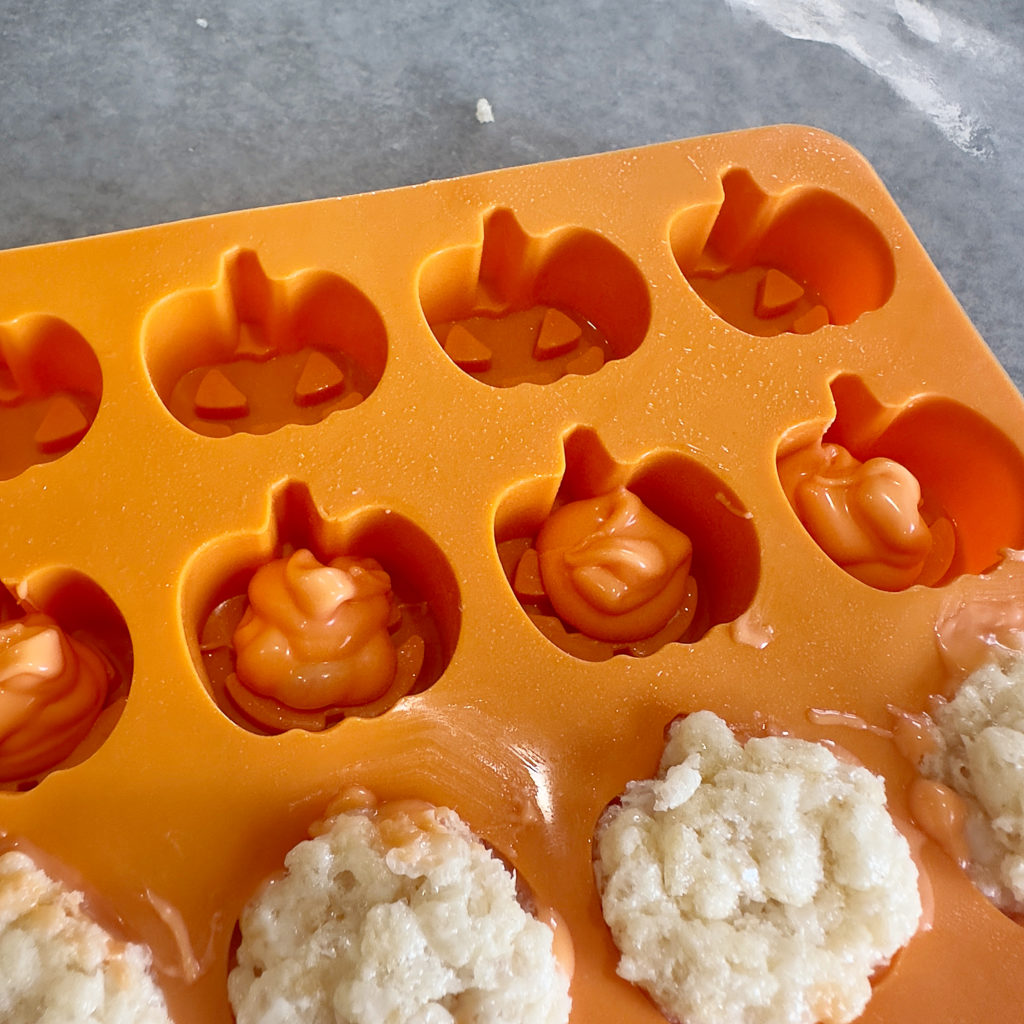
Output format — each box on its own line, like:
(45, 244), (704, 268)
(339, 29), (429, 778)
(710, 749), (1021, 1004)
(420, 208), (650, 387)
(777, 375), (1024, 591)
(184, 482), (460, 734)
(143, 248), (387, 437)
(672, 168), (895, 336)
(0, 314), (102, 480)
(495, 428), (759, 660)
(0, 568), (133, 790)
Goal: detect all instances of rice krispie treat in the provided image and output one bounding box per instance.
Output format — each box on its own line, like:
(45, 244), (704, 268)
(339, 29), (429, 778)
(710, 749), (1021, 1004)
(0, 849), (172, 1024)
(918, 654), (1024, 914)
(594, 710), (921, 1024)
(228, 793), (572, 1024)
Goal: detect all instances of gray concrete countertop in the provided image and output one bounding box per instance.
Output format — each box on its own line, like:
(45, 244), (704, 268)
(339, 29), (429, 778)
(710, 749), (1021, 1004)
(1, 0), (1022, 385)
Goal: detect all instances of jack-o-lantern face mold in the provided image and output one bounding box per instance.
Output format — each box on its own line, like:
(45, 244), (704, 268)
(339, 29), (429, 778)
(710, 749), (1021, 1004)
(420, 209), (650, 389)
(0, 315), (102, 481)
(188, 482), (459, 736)
(496, 428), (760, 662)
(777, 374), (1024, 592)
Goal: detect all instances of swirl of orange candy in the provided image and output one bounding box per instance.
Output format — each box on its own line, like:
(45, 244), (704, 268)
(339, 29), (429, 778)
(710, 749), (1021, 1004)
(778, 441), (953, 591)
(0, 612), (112, 782)
(535, 488), (696, 643)
(232, 549), (397, 711)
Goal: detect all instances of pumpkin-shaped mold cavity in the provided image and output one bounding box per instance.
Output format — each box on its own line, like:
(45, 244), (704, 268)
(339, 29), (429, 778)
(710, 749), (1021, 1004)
(495, 428), (760, 660)
(671, 167), (895, 336)
(0, 314), (102, 480)
(777, 374), (1024, 591)
(183, 482), (461, 734)
(419, 208), (650, 387)
(0, 569), (133, 790)
(142, 248), (387, 437)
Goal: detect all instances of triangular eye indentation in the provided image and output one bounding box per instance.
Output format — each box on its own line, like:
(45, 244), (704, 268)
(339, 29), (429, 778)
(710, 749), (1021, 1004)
(443, 324), (493, 372)
(33, 395), (91, 454)
(194, 368), (249, 420)
(294, 351), (346, 407)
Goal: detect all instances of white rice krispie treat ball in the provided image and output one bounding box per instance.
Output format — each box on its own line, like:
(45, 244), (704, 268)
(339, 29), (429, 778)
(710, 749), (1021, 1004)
(920, 655), (1024, 913)
(594, 711), (921, 1024)
(228, 796), (572, 1024)
(0, 850), (172, 1024)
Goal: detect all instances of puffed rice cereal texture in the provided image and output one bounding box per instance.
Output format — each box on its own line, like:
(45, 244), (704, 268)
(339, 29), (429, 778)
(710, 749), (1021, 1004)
(920, 654), (1024, 913)
(228, 800), (572, 1024)
(594, 710), (921, 1024)
(0, 849), (172, 1024)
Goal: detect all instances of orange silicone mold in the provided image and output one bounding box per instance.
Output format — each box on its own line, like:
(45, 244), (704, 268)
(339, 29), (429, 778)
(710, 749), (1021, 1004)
(1, 126), (1023, 1024)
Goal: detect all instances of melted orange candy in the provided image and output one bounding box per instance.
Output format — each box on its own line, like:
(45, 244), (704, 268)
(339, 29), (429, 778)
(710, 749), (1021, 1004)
(0, 612), (111, 781)
(935, 552), (1024, 679)
(779, 441), (950, 591)
(908, 777), (972, 871)
(889, 705), (942, 767)
(232, 549), (397, 711)
(535, 488), (696, 643)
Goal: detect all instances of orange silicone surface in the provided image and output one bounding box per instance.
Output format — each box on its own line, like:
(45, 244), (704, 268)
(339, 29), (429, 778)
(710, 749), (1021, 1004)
(1, 125), (1023, 1023)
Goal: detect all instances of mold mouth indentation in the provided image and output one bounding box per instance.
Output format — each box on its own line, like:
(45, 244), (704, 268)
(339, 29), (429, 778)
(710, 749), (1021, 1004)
(777, 374), (1024, 590)
(0, 569), (133, 789)
(672, 168), (895, 336)
(185, 483), (460, 734)
(495, 428), (759, 660)
(0, 314), (102, 480)
(143, 248), (387, 437)
(419, 209), (650, 387)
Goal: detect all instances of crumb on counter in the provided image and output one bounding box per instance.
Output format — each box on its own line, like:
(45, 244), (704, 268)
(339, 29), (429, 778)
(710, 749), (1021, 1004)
(475, 98), (495, 124)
